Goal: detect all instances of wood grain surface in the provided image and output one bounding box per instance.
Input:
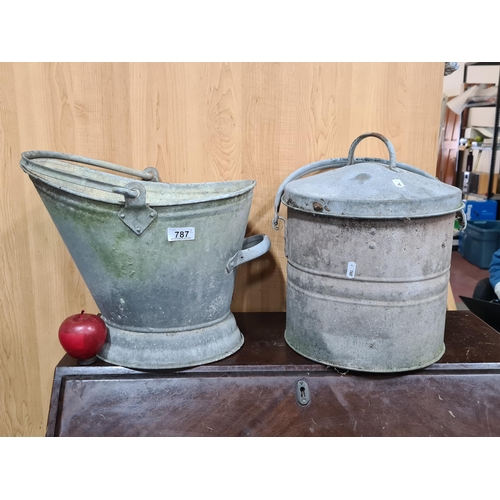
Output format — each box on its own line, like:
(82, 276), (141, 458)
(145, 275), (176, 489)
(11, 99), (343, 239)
(0, 62), (444, 436)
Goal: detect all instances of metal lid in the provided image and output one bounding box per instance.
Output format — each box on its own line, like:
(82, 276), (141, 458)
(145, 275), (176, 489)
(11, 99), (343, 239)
(275, 133), (463, 222)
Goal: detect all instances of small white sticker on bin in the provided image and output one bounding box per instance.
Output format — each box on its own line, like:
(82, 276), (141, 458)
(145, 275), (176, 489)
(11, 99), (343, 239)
(392, 179), (404, 188)
(167, 227), (195, 241)
(347, 262), (356, 279)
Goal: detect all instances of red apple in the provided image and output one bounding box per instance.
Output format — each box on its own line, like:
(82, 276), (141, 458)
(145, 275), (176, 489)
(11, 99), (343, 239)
(58, 310), (107, 360)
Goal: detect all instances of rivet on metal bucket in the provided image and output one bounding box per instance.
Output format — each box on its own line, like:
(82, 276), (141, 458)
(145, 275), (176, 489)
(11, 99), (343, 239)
(115, 182), (157, 235)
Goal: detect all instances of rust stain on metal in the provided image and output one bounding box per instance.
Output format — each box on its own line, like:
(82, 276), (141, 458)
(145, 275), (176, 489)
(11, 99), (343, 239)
(285, 197), (301, 210)
(313, 202), (323, 212)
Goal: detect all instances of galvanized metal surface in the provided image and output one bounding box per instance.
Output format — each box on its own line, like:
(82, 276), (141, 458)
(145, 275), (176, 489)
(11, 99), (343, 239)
(282, 162), (463, 219)
(20, 151), (255, 208)
(273, 133), (463, 224)
(274, 133), (463, 373)
(20, 151), (270, 369)
(284, 211), (453, 372)
(117, 182), (158, 235)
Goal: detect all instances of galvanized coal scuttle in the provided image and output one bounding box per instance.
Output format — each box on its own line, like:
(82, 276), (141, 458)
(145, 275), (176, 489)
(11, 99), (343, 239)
(20, 151), (270, 370)
(273, 133), (464, 373)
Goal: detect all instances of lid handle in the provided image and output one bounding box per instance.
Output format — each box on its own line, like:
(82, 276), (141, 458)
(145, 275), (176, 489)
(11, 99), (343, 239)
(272, 134), (436, 230)
(346, 133), (397, 170)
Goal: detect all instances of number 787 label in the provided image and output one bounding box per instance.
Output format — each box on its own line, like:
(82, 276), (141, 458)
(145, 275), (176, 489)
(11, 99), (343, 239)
(167, 227), (195, 241)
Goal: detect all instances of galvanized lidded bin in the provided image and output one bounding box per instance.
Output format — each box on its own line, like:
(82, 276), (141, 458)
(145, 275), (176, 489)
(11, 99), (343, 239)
(20, 151), (270, 370)
(272, 133), (465, 373)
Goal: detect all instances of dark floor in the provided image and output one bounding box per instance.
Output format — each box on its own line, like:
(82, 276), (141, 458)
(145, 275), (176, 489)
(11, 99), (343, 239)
(450, 250), (490, 310)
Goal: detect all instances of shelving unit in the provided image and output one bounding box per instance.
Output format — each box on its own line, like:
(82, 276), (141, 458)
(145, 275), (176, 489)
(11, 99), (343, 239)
(456, 62), (500, 199)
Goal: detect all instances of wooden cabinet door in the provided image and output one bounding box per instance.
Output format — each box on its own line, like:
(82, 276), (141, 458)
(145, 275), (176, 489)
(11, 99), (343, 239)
(437, 102), (461, 185)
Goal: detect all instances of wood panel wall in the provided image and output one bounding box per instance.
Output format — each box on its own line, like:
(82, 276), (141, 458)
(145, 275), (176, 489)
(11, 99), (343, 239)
(0, 62), (444, 436)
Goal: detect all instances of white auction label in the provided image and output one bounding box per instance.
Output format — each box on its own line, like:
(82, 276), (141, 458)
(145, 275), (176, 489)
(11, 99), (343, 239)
(346, 262), (357, 279)
(167, 227), (195, 241)
(392, 179), (404, 188)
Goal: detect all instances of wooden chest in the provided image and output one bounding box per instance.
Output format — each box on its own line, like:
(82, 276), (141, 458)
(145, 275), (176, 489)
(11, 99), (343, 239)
(47, 311), (500, 436)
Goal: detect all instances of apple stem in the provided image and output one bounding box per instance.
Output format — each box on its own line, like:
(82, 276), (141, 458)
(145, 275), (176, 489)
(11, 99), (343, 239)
(80, 310), (85, 316)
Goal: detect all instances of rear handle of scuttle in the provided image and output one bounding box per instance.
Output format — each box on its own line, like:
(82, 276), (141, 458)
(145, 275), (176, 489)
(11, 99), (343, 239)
(226, 234), (271, 273)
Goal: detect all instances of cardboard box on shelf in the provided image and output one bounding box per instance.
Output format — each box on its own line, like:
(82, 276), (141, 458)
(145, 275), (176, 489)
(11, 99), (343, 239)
(464, 126), (494, 140)
(469, 172), (499, 195)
